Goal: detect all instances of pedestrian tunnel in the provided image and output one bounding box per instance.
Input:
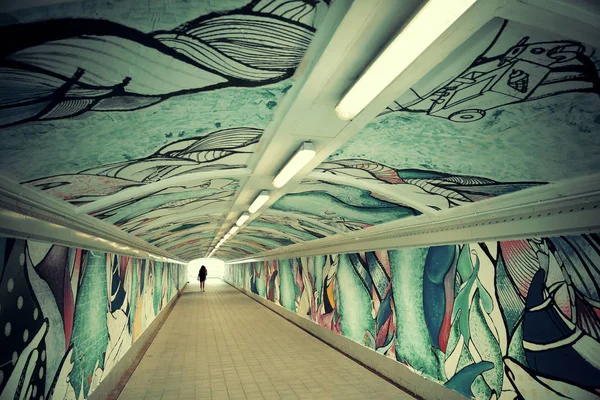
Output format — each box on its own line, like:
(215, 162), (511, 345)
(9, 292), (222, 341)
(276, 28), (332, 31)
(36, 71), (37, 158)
(1, 0), (600, 399)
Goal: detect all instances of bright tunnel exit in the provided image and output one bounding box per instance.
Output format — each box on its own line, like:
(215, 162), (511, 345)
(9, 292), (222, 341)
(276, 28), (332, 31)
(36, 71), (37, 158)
(187, 257), (225, 281)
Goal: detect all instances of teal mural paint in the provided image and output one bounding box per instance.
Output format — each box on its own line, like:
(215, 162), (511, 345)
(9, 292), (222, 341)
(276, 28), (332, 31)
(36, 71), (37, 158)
(224, 233), (600, 400)
(0, 239), (187, 399)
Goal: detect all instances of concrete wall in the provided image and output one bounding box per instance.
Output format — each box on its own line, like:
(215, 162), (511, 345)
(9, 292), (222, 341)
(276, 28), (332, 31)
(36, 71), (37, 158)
(225, 233), (600, 400)
(0, 237), (187, 400)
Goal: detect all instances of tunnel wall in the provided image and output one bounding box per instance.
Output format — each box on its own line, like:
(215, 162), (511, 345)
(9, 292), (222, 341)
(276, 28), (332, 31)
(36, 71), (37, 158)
(225, 233), (600, 400)
(0, 237), (187, 400)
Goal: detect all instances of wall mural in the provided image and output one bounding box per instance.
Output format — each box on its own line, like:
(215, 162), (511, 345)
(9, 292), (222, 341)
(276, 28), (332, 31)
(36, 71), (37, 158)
(225, 233), (600, 400)
(0, 237), (187, 399)
(24, 128), (256, 206)
(331, 19), (600, 184)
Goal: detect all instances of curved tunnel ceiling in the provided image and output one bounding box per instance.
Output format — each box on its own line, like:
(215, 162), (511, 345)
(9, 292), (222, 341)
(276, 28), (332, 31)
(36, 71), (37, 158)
(0, 1), (599, 261)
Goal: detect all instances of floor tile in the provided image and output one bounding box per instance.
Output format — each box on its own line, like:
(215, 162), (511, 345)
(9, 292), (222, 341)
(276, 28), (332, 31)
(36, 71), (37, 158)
(118, 280), (414, 400)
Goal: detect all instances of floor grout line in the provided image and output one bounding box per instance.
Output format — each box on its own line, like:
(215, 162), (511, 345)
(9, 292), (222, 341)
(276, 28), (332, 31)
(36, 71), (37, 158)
(108, 284), (188, 400)
(118, 279), (415, 400)
(224, 280), (422, 400)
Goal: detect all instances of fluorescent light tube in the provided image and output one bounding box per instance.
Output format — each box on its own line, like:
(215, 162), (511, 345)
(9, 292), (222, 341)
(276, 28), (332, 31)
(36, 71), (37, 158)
(236, 212), (250, 226)
(335, 0), (478, 120)
(229, 226), (239, 235)
(272, 142), (316, 188)
(248, 191), (270, 213)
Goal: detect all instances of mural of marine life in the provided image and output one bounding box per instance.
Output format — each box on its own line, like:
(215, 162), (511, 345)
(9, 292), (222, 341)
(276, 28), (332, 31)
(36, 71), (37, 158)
(0, 0), (329, 128)
(0, 238), (186, 400)
(226, 232), (600, 400)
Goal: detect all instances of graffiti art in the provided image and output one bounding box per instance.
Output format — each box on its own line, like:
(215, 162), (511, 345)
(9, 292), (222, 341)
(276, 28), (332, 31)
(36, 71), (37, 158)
(24, 128), (259, 205)
(0, 0), (329, 128)
(315, 159), (543, 211)
(225, 233), (600, 400)
(0, 238), (187, 399)
(382, 19), (600, 123)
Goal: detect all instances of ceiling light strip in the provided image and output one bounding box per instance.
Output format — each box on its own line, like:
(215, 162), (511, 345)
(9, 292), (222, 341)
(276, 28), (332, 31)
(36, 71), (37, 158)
(335, 0), (478, 120)
(248, 191), (270, 214)
(236, 212), (250, 226)
(272, 142), (316, 188)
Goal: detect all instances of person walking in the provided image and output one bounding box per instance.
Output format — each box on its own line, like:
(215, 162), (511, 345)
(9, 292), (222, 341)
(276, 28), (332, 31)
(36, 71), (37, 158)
(198, 265), (207, 292)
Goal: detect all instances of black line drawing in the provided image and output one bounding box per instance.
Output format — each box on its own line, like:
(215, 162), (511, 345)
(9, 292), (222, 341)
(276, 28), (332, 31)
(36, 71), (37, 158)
(382, 20), (600, 122)
(24, 127), (260, 204)
(0, 0), (329, 128)
(317, 159), (544, 210)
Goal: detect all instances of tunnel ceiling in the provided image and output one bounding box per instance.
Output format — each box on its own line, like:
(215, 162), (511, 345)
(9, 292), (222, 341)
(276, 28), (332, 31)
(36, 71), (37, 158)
(0, 1), (599, 262)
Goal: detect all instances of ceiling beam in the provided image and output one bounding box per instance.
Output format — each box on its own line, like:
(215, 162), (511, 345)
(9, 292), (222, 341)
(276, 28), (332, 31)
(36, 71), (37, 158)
(0, 176), (185, 262)
(226, 173), (600, 263)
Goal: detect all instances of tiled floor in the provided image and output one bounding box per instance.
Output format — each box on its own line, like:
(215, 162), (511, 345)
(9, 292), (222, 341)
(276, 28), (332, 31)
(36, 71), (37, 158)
(118, 279), (415, 400)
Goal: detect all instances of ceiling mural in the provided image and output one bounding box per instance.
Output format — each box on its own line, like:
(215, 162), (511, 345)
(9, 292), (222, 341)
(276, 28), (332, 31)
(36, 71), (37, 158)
(329, 18), (600, 184)
(0, 0), (330, 181)
(88, 178), (239, 227)
(137, 216), (224, 245)
(0, 0), (337, 262)
(0, 0), (326, 128)
(24, 127), (259, 205)
(312, 160), (542, 211)
(220, 239), (271, 255)
(245, 214), (333, 243)
(233, 232), (296, 249)
(0, 2), (598, 263)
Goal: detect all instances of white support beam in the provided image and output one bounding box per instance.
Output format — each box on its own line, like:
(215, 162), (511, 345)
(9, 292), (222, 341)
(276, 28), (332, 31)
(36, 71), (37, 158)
(226, 173), (600, 263)
(0, 176), (185, 262)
